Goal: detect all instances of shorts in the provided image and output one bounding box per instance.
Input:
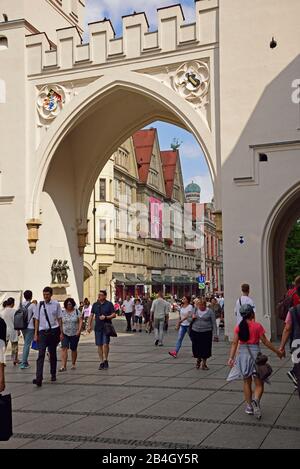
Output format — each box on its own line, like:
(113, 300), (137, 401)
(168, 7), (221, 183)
(143, 313), (150, 324)
(61, 335), (80, 351)
(134, 315), (143, 324)
(95, 330), (110, 346)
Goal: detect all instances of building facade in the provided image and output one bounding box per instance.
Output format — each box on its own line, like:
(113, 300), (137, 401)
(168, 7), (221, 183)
(185, 182), (223, 295)
(84, 129), (201, 301)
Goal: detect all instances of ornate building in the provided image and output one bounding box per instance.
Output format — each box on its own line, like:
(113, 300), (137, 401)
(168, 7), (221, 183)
(84, 129), (200, 301)
(185, 182), (223, 294)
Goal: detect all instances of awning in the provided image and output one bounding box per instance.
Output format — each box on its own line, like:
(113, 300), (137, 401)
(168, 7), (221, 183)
(125, 273), (137, 285)
(174, 276), (192, 285)
(136, 274), (151, 285)
(112, 272), (126, 284)
(163, 276), (173, 285)
(152, 274), (164, 284)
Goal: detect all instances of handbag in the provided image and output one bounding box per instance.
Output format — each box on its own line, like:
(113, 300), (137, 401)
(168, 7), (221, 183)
(246, 345), (273, 381)
(103, 323), (117, 338)
(0, 394), (13, 441)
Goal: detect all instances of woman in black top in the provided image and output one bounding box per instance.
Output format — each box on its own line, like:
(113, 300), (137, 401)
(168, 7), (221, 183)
(0, 316), (7, 392)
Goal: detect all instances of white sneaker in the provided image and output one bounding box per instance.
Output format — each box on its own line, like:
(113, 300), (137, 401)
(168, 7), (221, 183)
(251, 399), (262, 420)
(245, 404), (254, 415)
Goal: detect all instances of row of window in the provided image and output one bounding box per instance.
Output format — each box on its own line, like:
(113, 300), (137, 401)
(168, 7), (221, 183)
(114, 148), (129, 169)
(165, 253), (195, 270)
(206, 234), (222, 259)
(115, 243), (145, 264)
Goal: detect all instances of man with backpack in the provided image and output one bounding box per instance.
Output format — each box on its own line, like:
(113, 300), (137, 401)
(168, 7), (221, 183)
(277, 276), (300, 321)
(32, 287), (63, 387)
(279, 278), (300, 394)
(17, 290), (36, 370)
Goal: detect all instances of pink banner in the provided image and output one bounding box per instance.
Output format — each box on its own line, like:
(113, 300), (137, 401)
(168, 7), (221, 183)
(150, 197), (162, 240)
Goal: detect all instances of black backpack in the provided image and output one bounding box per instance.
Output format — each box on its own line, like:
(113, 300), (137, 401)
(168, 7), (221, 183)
(14, 303), (30, 330)
(276, 293), (294, 321)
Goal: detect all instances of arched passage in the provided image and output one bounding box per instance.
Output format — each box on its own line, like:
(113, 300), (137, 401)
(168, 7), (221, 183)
(263, 183), (300, 339)
(28, 71), (217, 300)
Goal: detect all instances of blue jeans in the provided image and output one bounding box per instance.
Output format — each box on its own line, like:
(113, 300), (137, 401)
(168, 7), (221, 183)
(175, 325), (189, 354)
(22, 328), (35, 365)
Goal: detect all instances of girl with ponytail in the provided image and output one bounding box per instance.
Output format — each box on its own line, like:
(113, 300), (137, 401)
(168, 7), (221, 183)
(227, 304), (283, 420)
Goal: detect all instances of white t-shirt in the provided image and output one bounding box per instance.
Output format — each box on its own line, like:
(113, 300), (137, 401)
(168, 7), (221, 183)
(123, 300), (134, 313)
(180, 304), (194, 326)
(134, 304), (144, 317)
(234, 295), (256, 324)
(0, 307), (18, 342)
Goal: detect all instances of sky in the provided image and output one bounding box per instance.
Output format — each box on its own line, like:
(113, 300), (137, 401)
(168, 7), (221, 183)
(84, 0), (213, 203)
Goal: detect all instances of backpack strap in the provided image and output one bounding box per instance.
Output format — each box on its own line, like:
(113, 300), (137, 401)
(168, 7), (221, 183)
(39, 301), (52, 330)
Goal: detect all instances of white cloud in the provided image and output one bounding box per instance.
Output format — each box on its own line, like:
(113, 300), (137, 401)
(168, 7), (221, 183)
(84, 0), (196, 37)
(187, 174), (214, 204)
(180, 140), (201, 160)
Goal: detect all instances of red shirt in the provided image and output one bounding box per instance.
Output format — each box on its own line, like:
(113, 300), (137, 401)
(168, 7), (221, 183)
(287, 288), (300, 307)
(234, 320), (265, 345)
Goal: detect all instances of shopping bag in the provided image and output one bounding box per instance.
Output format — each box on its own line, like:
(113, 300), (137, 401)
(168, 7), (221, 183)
(31, 340), (39, 351)
(0, 394), (13, 441)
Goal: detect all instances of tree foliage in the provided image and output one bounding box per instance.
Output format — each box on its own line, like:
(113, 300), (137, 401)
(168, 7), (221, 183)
(285, 219), (300, 286)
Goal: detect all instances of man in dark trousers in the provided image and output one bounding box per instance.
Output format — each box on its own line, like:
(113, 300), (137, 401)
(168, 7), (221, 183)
(88, 290), (116, 370)
(0, 316), (6, 392)
(33, 286), (63, 387)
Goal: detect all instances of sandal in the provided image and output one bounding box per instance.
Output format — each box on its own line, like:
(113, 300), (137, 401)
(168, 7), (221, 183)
(201, 364), (209, 370)
(196, 359), (201, 369)
(71, 365), (76, 370)
(59, 367), (66, 372)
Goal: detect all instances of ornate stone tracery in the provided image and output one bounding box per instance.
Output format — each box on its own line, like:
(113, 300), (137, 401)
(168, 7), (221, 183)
(37, 84), (67, 120)
(170, 61), (210, 109)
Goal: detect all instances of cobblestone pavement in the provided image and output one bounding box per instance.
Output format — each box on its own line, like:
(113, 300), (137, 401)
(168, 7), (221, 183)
(1, 317), (299, 449)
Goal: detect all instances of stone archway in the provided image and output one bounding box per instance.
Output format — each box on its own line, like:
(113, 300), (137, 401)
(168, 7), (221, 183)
(26, 71), (217, 301)
(262, 183), (300, 339)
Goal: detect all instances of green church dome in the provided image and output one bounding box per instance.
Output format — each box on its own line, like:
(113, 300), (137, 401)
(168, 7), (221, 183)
(185, 181), (201, 194)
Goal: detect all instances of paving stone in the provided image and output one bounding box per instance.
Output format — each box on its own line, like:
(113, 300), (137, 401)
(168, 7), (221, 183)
(260, 429), (300, 449)
(14, 413), (84, 434)
(139, 399), (196, 418)
(225, 403), (283, 426)
(147, 420), (219, 446)
(167, 389), (214, 402)
(55, 415), (127, 436)
(100, 417), (170, 440)
(21, 439), (80, 449)
(201, 423), (270, 449)
(0, 438), (34, 449)
(183, 402), (238, 421)
(104, 397), (158, 414)
(204, 391), (245, 405)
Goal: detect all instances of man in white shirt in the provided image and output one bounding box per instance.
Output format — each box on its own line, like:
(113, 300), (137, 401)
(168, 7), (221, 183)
(20, 290), (36, 370)
(33, 286), (63, 387)
(150, 291), (169, 346)
(122, 295), (134, 332)
(234, 283), (256, 324)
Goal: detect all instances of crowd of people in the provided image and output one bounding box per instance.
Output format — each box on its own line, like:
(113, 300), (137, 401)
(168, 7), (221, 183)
(0, 277), (299, 422)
